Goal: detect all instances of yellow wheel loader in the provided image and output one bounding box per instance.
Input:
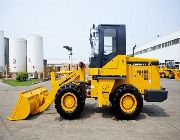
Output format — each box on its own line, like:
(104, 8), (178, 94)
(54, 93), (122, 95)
(8, 24), (168, 121)
(159, 60), (180, 80)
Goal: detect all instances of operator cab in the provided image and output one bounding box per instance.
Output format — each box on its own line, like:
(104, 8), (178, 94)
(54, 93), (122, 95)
(89, 24), (126, 68)
(165, 60), (175, 69)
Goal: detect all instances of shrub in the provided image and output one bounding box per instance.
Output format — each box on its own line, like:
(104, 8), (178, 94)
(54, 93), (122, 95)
(16, 72), (28, 81)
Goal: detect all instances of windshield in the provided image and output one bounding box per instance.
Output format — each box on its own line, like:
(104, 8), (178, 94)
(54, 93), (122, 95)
(166, 60), (175, 68)
(104, 28), (117, 55)
(90, 28), (99, 57)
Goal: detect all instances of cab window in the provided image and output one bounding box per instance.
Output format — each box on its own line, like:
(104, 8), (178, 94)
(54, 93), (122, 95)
(104, 29), (117, 55)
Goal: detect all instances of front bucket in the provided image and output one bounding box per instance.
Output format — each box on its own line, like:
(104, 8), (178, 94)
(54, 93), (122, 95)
(175, 71), (180, 80)
(8, 86), (48, 121)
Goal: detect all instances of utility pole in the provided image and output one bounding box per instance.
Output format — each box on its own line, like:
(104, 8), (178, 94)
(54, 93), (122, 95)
(63, 46), (73, 64)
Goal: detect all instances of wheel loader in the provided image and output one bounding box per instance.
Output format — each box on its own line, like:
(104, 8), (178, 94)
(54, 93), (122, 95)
(8, 24), (168, 121)
(159, 60), (180, 80)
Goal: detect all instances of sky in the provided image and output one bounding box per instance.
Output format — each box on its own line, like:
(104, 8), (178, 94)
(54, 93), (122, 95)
(0, 0), (180, 61)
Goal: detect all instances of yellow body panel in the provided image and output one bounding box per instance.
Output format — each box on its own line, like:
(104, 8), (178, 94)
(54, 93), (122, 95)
(89, 55), (127, 76)
(59, 70), (73, 75)
(98, 80), (115, 107)
(99, 55), (126, 76)
(120, 65), (160, 94)
(175, 71), (180, 80)
(159, 67), (172, 77)
(91, 79), (115, 107)
(90, 55), (160, 107)
(89, 68), (99, 75)
(127, 56), (158, 63)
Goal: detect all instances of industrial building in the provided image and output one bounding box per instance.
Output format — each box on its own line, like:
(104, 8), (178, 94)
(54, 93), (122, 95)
(46, 58), (87, 66)
(128, 30), (180, 63)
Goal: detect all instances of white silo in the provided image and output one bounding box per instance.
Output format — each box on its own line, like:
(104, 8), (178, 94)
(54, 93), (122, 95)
(0, 31), (5, 72)
(9, 38), (27, 72)
(27, 34), (43, 73)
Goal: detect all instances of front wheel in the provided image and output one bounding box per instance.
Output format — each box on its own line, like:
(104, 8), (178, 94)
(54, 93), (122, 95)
(161, 72), (166, 78)
(110, 85), (143, 119)
(169, 71), (175, 79)
(55, 83), (85, 119)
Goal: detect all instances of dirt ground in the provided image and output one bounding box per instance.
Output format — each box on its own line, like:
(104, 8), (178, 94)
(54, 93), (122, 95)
(0, 79), (180, 140)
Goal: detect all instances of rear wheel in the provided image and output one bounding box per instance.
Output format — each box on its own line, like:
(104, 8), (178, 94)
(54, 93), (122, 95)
(55, 83), (85, 119)
(110, 85), (143, 119)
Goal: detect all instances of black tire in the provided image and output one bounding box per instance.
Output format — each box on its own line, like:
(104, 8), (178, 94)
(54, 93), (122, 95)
(161, 72), (166, 78)
(55, 83), (85, 119)
(110, 84), (143, 119)
(169, 71), (175, 79)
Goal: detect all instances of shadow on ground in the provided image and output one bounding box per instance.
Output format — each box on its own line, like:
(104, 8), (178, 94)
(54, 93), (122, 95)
(142, 104), (170, 117)
(55, 103), (170, 121)
(25, 106), (56, 121)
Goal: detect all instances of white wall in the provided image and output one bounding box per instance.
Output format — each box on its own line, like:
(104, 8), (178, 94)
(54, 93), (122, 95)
(135, 44), (180, 63)
(132, 30), (180, 63)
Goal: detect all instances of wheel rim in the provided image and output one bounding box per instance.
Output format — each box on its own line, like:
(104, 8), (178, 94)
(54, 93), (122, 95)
(120, 93), (137, 113)
(61, 92), (77, 112)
